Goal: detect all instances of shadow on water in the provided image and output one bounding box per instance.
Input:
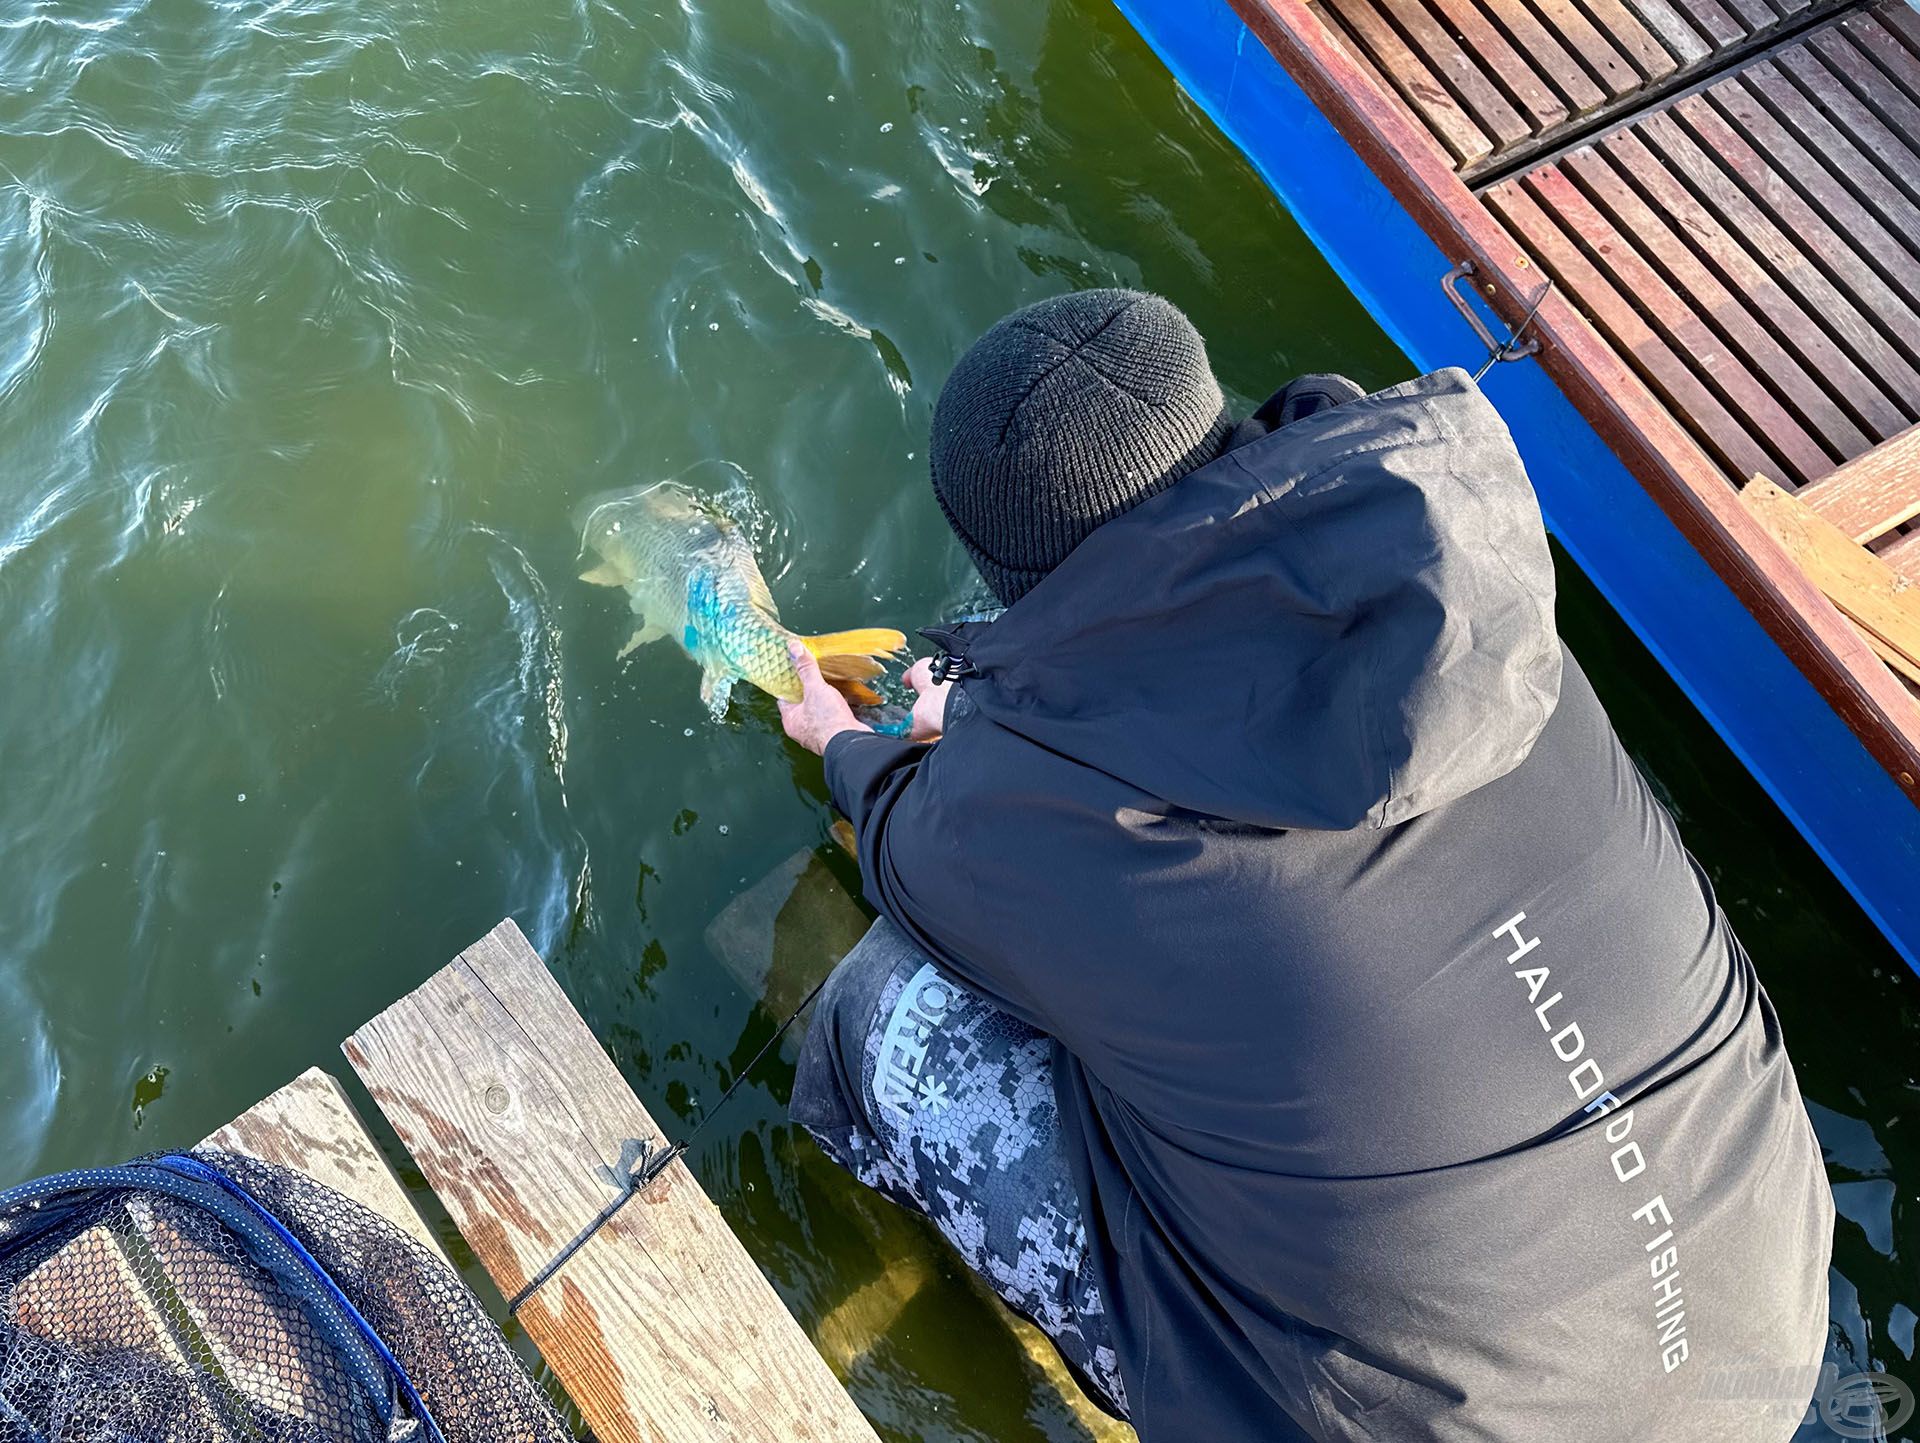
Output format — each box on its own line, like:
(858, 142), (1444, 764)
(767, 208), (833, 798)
(0, 0), (1912, 1434)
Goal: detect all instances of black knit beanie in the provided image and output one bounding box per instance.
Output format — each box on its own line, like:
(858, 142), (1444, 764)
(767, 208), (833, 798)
(930, 289), (1233, 605)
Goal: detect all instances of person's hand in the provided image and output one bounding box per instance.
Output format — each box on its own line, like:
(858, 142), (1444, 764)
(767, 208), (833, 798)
(778, 641), (872, 756)
(905, 656), (954, 743)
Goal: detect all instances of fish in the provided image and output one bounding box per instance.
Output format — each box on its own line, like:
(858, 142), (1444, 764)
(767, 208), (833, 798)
(574, 483), (906, 719)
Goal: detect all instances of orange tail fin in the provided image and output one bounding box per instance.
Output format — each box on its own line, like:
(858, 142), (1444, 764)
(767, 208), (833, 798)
(802, 627), (906, 706)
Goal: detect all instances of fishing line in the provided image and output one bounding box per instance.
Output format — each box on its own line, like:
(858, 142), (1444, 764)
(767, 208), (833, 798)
(507, 970), (831, 1315)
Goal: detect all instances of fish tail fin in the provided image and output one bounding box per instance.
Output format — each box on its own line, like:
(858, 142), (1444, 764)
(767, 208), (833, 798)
(802, 627), (908, 663)
(801, 627), (906, 707)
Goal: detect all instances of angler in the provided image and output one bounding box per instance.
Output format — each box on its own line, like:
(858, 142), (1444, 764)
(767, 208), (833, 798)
(778, 290), (1832, 1443)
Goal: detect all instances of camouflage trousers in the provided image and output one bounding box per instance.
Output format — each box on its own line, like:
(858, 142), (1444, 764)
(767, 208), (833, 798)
(793, 918), (1128, 1418)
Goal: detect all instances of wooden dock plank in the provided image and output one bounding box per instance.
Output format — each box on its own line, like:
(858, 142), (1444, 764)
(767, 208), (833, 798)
(204, 1068), (447, 1262)
(1485, 176), (1787, 483)
(344, 920), (881, 1443)
(1744, 476), (1920, 684)
(1703, 77), (1920, 317)
(1637, 109), (1920, 423)
(1503, 0), (1646, 99)
(1422, 0), (1573, 131)
(1746, 59), (1920, 252)
(1569, 0), (1692, 83)
(1320, 0), (1497, 165)
(1799, 426), (1920, 542)
(1618, 0), (1715, 68)
(1373, 0), (1536, 145)
(1668, 92), (1920, 382)
(1468, 0), (1613, 114)
(1560, 145), (1870, 466)
(1598, 126), (1913, 441)
(1518, 161), (1838, 482)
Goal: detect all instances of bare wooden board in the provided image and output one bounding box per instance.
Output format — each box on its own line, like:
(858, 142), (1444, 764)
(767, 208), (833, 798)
(204, 1068), (446, 1262)
(1800, 426), (1920, 543)
(344, 919), (881, 1443)
(1744, 478), (1920, 688)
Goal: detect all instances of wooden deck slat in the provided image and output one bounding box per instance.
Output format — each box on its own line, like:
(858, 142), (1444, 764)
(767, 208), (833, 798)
(1768, 51), (1920, 225)
(344, 920), (881, 1443)
(1319, 0), (1497, 164)
(1370, 0), (1536, 145)
(1876, 529), (1920, 582)
(1502, 0), (1646, 97)
(1801, 29), (1920, 200)
(204, 1068), (447, 1263)
(1713, 0), (1794, 38)
(1656, 0), (1747, 51)
(1486, 176), (1790, 482)
(1618, 0), (1716, 68)
(1745, 477), (1920, 685)
(1312, 0), (1861, 178)
(1669, 91), (1920, 384)
(1601, 124), (1916, 440)
(1799, 426), (1920, 541)
(1470, 0), (1615, 112)
(1706, 77), (1920, 313)
(1568, 0), (1693, 81)
(1517, 160), (1833, 480)
(1553, 148), (1862, 475)
(1424, 0), (1575, 129)
(1732, 65), (1920, 256)
(1880, 1), (1920, 54)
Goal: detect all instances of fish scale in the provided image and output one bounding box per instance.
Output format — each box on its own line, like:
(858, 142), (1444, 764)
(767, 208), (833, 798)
(575, 482), (905, 719)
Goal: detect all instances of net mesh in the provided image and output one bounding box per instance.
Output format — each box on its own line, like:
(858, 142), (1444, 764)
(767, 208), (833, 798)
(0, 1151), (570, 1443)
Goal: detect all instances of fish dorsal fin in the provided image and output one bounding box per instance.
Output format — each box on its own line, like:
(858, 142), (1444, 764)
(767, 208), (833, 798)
(579, 560), (629, 587)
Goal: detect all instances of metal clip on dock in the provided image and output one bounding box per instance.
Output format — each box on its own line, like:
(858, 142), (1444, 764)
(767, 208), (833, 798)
(1442, 261), (1552, 381)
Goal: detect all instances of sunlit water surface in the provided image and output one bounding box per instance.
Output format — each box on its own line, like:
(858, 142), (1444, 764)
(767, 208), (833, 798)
(2, 0), (1915, 1434)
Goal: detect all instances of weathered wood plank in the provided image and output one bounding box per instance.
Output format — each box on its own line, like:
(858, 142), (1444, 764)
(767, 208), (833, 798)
(1705, 76), (1920, 319)
(344, 919), (881, 1443)
(1522, 159), (1837, 481)
(1506, 0), (1645, 99)
(1618, 0), (1714, 69)
(1566, 0), (1689, 85)
(205, 1068), (446, 1262)
(1421, 0), (1572, 132)
(1664, 94), (1920, 401)
(1747, 58), (1920, 251)
(1560, 145), (1870, 467)
(1597, 126), (1913, 442)
(1372, 0), (1534, 146)
(1641, 107), (1920, 418)
(1745, 477), (1920, 686)
(1876, 528), (1920, 583)
(1319, 0), (1496, 165)
(1471, 0), (1613, 114)
(1484, 176), (1784, 481)
(1799, 427), (1920, 542)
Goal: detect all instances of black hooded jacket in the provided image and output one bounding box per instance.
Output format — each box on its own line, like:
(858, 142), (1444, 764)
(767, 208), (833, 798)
(818, 370), (1833, 1441)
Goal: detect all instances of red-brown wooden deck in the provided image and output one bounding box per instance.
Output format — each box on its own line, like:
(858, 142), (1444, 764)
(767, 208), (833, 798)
(1228, 0), (1920, 793)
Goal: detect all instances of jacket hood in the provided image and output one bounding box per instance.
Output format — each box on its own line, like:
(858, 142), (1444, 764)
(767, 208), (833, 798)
(943, 368), (1561, 830)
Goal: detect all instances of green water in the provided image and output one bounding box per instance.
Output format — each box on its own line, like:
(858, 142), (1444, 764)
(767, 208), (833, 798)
(3, 0), (1915, 1434)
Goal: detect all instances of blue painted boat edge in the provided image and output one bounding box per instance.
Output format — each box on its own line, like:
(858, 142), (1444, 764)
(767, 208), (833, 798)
(1112, 0), (1920, 971)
